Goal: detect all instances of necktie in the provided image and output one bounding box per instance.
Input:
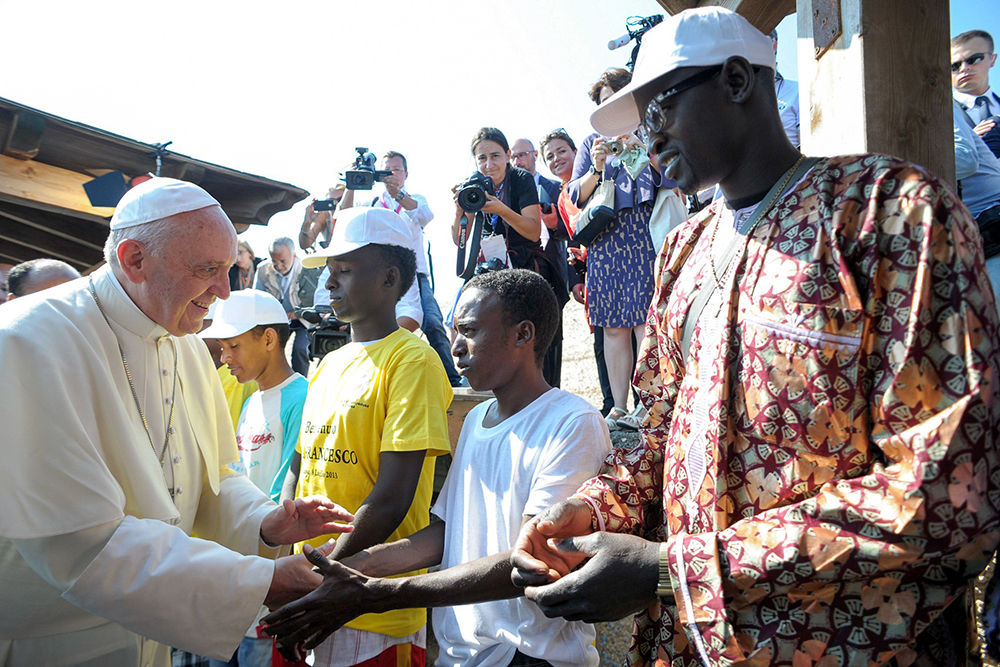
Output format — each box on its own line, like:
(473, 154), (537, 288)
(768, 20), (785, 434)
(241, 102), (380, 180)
(976, 96), (992, 122)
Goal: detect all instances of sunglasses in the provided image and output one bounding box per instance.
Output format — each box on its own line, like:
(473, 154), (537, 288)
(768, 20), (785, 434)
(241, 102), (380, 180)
(951, 52), (990, 73)
(639, 66), (723, 143)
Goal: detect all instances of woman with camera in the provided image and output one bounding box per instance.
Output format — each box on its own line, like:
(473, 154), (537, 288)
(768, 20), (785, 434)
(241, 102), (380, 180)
(569, 67), (659, 431)
(451, 127), (542, 271)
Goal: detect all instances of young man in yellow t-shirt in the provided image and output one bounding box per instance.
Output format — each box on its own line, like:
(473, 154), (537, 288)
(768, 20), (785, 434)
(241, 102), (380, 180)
(281, 206), (452, 667)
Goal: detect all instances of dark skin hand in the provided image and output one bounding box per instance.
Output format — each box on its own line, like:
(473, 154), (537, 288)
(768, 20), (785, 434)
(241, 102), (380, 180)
(326, 449), (428, 562)
(263, 517), (533, 650)
(509, 498), (662, 623)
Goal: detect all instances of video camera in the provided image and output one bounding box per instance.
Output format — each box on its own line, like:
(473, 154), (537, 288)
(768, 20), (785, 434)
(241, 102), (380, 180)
(344, 147), (393, 190)
(456, 171), (495, 213)
(296, 305), (351, 361)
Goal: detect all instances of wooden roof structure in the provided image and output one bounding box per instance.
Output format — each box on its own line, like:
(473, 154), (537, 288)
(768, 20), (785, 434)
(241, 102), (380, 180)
(0, 97), (308, 274)
(654, 0), (795, 34)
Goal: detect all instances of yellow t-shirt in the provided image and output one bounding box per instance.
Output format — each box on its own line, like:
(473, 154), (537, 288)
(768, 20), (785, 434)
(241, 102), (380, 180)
(217, 365), (258, 430)
(296, 327), (452, 637)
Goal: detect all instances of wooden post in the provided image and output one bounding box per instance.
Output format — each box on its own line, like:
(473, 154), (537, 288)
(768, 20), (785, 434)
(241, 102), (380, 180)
(797, 0), (955, 186)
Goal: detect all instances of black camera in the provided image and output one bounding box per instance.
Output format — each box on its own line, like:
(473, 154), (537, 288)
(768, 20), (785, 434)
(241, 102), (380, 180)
(296, 305), (351, 360)
(457, 172), (495, 213)
(344, 147), (393, 190)
(474, 257), (506, 275)
(313, 199), (338, 211)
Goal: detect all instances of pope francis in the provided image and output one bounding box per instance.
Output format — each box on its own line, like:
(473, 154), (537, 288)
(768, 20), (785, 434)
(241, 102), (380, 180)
(0, 178), (353, 667)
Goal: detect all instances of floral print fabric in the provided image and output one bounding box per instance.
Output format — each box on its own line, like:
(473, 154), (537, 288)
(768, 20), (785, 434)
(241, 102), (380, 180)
(576, 155), (1000, 666)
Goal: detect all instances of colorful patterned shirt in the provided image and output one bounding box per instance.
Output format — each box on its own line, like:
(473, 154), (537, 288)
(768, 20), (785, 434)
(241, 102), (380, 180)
(577, 155), (1000, 666)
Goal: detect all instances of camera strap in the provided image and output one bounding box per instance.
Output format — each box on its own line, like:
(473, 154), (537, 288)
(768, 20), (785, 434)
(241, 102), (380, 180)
(457, 212), (485, 280)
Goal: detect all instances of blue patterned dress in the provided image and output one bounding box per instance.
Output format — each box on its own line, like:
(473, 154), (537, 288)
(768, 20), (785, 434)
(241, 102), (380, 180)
(585, 202), (656, 327)
(568, 133), (657, 328)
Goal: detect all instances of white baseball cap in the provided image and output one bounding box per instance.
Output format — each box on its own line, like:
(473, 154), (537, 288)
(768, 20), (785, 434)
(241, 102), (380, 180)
(301, 206), (413, 269)
(110, 177), (223, 230)
(198, 289), (288, 339)
(590, 7), (775, 137)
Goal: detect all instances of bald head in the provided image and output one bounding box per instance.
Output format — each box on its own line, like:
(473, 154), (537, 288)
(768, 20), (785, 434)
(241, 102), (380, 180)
(510, 138), (538, 175)
(6, 259), (81, 300)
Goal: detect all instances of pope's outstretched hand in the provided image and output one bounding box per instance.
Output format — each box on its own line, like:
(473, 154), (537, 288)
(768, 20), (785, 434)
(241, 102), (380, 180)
(260, 496), (354, 546)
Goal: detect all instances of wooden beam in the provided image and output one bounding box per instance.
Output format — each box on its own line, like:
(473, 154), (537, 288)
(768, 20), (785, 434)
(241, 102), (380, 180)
(654, 0), (794, 33)
(655, 0), (698, 13)
(0, 154), (116, 219)
(0, 238), (94, 270)
(0, 208), (105, 252)
(0, 219), (102, 267)
(797, 0), (954, 186)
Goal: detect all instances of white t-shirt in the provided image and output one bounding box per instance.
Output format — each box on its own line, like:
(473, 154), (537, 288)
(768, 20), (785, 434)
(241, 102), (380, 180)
(431, 388), (610, 667)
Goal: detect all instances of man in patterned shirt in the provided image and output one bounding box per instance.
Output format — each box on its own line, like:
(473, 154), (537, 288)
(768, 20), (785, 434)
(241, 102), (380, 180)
(511, 8), (1000, 667)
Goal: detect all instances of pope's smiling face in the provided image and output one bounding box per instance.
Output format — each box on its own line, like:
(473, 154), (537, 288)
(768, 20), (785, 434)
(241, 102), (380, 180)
(134, 207), (237, 336)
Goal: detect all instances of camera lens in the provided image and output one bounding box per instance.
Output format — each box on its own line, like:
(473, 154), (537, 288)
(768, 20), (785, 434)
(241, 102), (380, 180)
(458, 186), (486, 213)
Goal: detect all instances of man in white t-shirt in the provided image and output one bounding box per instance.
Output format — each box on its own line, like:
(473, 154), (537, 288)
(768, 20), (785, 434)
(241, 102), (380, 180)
(263, 269), (611, 667)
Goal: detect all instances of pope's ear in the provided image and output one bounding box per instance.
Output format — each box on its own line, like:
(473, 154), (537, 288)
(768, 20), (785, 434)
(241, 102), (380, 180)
(116, 239), (150, 284)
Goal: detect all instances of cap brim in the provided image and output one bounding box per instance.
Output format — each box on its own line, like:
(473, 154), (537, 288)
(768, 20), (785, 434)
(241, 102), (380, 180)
(197, 320), (256, 340)
(590, 88), (643, 138)
(301, 240), (370, 268)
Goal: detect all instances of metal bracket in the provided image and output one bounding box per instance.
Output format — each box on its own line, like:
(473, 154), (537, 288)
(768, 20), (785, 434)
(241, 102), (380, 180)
(813, 0), (842, 59)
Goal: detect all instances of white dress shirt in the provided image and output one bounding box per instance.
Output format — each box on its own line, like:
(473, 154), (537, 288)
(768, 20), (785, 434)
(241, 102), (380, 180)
(954, 87), (1000, 123)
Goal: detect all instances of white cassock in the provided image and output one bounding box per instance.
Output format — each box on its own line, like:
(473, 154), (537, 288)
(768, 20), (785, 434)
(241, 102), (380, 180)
(0, 266), (281, 667)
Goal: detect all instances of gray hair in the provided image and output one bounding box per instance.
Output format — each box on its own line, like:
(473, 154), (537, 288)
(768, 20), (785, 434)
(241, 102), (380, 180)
(268, 237), (296, 255)
(103, 217), (177, 268)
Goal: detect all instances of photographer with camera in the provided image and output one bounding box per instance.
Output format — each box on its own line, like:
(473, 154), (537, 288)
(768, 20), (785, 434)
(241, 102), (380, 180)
(299, 184), (346, 251)
(322, 151), (461, 385)
(451, 128), (542, 268)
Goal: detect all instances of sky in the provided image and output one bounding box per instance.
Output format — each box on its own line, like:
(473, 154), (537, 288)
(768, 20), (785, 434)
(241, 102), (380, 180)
(2, 0), (998, 301)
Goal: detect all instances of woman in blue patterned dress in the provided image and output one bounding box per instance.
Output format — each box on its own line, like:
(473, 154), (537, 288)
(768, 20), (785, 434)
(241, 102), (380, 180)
(568, 68), (658, 429)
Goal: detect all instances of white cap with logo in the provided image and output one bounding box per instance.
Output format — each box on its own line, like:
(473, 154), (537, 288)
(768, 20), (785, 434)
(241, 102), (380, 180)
(110, 177), (223, 230)
(301, 206), (414, 269)
(198, 289), (289, 339)
(590, 7), (775, 137)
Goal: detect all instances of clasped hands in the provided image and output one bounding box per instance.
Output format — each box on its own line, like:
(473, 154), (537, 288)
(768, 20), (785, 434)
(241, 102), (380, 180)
(261, 497), (661, 652)
(509, 497), (662, 623)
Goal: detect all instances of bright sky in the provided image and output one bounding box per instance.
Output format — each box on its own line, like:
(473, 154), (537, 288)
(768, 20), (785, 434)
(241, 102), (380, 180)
(3, 0), (997, 301)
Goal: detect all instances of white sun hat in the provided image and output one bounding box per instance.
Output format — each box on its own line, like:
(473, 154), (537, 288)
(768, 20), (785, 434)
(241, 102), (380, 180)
(590, 7), (775, 137)
(301, 206), (414, 269)
(198, 289), (288, 339)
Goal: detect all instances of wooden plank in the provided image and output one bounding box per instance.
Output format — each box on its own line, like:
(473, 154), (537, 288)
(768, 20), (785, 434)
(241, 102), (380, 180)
(655, 0), (794, 33)
(797, 0), (954, 186)
(655, 0), (698, 14)
(0, 220), (101, 267)
(0, 238), (93, 270)
(861, 0), (953, 185)
(0, 154), (116, 219)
